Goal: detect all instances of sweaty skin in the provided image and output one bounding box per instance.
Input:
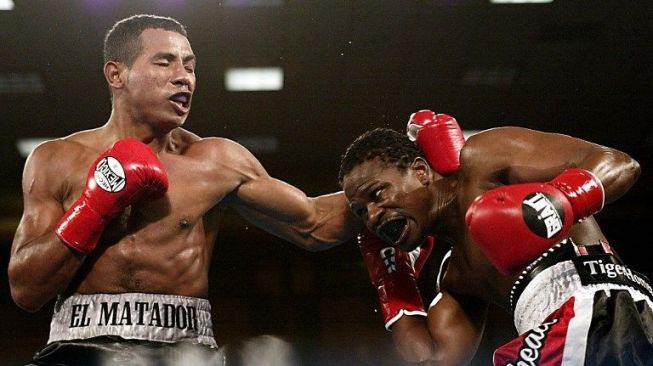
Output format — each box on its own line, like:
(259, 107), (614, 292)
(9, 28), (359, 313)
(342, 127), (640, 364)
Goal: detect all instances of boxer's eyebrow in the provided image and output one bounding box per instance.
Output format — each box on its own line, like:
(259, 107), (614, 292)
(151, 52), (196, 63)
(152, 52), (174, 61)
(183, 54), (196, 63)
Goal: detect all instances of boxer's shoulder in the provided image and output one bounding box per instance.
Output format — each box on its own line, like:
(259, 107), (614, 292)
(172, 132), (267, 189)
(28, 129), (119, 167)
(182, 134), (263, 170)
(460, 127), (517, 162)
(25, 135), (92, 171)
(458, 127), (533, 183)
(21, 138), (92, 201)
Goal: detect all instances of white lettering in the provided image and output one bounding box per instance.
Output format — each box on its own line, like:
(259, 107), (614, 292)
(506, 319), (558, 366)
(580, 259), (653, 297)
(583, 260), (600, 274)
(523, 193), (548, 212)
(94, 157), (125, 192)
(523, 193), (562, 238)
(543, 215), (562, 238)
(380, 247), (396, 273)
(622, 266), (635, 282)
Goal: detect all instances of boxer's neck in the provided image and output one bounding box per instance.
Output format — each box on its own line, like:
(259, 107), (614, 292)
(103, 109), (177, 153)
(427, 176), (461, 242)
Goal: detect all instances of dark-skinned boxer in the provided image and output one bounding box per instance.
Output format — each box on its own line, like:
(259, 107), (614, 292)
(343, 111), (652, 365)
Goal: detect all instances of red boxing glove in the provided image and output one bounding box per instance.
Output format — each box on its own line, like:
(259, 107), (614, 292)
(406, 110), (465, 176)
(55, 139), (169, 254)
(465, 168), (604, 275)
(358, 228), (427, 331)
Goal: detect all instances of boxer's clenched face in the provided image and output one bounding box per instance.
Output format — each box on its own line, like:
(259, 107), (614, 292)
(343, 157), (433, 251)
(121, 28), (196, 130)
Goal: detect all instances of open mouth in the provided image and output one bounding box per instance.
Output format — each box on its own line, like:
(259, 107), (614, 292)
(378, 218), (408, 244)
(169, 92), (191, 111)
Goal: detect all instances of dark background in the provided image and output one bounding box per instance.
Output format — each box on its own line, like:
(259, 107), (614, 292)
(0, 0), (651, 365)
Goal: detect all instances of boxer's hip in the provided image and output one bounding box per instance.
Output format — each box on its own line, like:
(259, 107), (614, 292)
(495, 288), (653, 366)
(48, 293), (217, 347)
(511, 239), (653, 334)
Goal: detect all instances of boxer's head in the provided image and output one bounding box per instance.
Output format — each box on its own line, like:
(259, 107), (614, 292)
(104, 14), (188, 67)
(103, 14), (195, 130)
(340, 128), (436, 251)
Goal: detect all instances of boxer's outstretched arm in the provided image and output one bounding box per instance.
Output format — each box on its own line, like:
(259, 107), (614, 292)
(233, 189), (360, 251)
(218, 140), (361, 251)
(8, 141), (86, 312)
(392, 292), (488, 365)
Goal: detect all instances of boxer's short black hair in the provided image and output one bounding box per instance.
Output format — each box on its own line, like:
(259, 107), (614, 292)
(104, 14), (188, 66)
(338, 128), (424, 186)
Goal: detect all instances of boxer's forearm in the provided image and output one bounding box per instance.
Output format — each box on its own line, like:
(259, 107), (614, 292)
(234, 177), (361, 250)
(392, 316), (483, 365)
(233, 192), (360, 251)
(9, 231), (85, 312)
(391, 316), (438, 363)
(301, 193), (361, 250)
(389, 293), (487, 365)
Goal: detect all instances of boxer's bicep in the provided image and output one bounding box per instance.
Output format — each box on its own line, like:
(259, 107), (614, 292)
(465, 127), (639, 203)
(12, 192), (65, 255)
(231, 180), (317, 249)
(464, 127), (613, 183)
(12, 141), (67, 253)
(9, 142), (85, 311)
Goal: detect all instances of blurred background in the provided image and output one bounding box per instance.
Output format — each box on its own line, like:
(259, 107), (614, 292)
(0, 0), (651, 365)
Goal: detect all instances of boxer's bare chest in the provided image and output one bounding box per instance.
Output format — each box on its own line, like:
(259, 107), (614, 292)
(64, 150), (231, 236)
(440, 245), (515, 307)
(67, 150), (232, 294)
(437, 182), (517, 306)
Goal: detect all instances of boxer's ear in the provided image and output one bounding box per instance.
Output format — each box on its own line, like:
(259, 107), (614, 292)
(411, 158), (432, 185)
(104, 61), (125, 90)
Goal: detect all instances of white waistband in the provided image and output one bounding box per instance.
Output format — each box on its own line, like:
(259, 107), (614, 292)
(48, 293), (217, 347)
(513, 261), (653, 334)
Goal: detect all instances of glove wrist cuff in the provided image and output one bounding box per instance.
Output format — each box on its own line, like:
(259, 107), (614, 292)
(377, 279), (426, 331)
(55, 198), (106, 254)
(551, 168), (605, 220)
(384, 309), (428, 331)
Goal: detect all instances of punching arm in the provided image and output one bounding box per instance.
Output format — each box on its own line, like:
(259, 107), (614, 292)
(223, 140), (360, 251)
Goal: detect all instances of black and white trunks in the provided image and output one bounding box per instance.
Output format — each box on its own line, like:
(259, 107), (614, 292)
(495, 240), (653, 366)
